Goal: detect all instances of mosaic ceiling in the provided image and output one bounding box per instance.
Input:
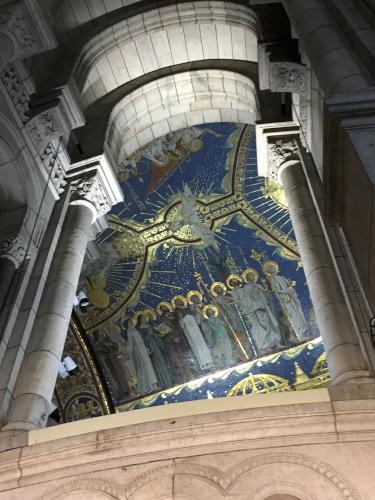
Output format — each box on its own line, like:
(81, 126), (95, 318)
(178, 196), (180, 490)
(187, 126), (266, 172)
(57, 122), (325, 420)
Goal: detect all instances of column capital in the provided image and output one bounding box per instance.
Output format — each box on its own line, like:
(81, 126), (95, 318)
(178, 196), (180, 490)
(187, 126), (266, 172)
(68, 153), (124, 222)
(256, 122), (300, 182)
(1, 233), (27, 268)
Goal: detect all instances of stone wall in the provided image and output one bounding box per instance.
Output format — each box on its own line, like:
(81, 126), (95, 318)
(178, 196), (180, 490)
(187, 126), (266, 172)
(1, 389), (375, 499)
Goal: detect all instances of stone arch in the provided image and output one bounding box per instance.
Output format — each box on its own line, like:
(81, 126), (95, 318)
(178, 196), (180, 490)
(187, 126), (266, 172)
(122, 453), (362, 500)
(39, 478), (124, 500)
(0, 31), (16, 71)
(105, 69), (258, 164)
(0, 112), (49, 242)
(74, 1), (257, 108)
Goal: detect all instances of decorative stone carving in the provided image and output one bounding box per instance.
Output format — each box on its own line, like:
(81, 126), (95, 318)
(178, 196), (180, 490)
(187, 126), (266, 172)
(26, 110), (63, 152)
(271, 62), (307, 94)
(267, 138), (299, 181)
(1, 233), (27, 267)
(40, 142), (68, 194)
(0, 11), (38, 52)
(70, 175), (111, 218)
(0, 64), (30, 122)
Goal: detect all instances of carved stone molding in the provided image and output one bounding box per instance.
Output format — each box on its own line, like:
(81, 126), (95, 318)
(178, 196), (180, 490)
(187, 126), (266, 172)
(39, 478), (123, 500)
(0, 63), (30, 123)
(270, 62), (307, 94)
(70, 174), (112, 219)
(40, 142), (68, 195)
(1, 233), (27, 267)
(0, 0), (56, 61)
(0, 10), (39, 53)
(26, 110), (63, 152)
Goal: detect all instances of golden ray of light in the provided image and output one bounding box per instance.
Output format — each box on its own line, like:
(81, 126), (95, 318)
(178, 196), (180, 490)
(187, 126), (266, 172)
(109, 268), (136, 275)
(249, 194), (273, 204)
(178, 247), (185, 265)
(286, 225), (295, 237)
(252, 199), (275, 210)
(165, 245), (176, 260)
(108, 270), (134, 278)
(221, 227), (237, 232)
(270, 211), (290, 225)
(279, 217), (293, 230)
(151, 269), (176, 274)
(146, 201), (164, 209)
(243, 175), (264, 184)
(140, 211), (155, 216)
(192, 247), (196, 268)
(153, 190), (168, 202)
(148, 280), (182, 290)
(108, 278), (128, 287)
(266, 207), (287, 220)
(259, 203), (284, 217)
(142, 290), (163, 299)
(138, 300), (148, 308)
(244, 188), (263, 196)
(113, 262), (139, 267)
(215, 234), (231, 245)
(168, 185), (174, 194)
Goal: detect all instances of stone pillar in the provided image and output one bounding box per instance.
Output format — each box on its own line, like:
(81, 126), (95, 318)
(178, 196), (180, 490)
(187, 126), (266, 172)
(0, 234), (26, 311)
(266, 135), (369, 384)
(281, 0), (373, 95)
(2, 173), (112, 431)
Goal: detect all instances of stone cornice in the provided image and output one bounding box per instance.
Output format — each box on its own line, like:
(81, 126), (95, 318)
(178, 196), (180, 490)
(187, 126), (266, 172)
(1, 393), (375, 492)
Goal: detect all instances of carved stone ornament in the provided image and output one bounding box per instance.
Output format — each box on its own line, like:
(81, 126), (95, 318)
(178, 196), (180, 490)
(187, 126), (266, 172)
(267, 138), (299, 181)
(40, 142), (68, 194)
(0, 10), (39, 52)
(26, 110), (62, 151)
(0, 64), (30, 123)
(70, 175), (111, 218)
(1, 233), (27, 267)
(270, 62), (307, 94)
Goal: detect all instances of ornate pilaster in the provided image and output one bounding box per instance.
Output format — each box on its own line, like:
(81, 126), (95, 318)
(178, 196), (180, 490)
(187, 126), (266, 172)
(3, 159), (123, 431)
(256, 123), (370, 385)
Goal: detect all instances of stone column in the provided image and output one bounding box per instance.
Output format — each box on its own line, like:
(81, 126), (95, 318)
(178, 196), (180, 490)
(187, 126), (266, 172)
(266, 135), (369, 384)
(3, 173), (112, 431)
(281, 0), (373, 95)
(0, 234), (26, 311)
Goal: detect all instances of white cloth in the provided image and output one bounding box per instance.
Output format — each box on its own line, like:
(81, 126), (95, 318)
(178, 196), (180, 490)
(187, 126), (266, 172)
(179, 314), (214, 370)
(127, 324), (158, 394)
(232, 283), (281, 353)
(269, 274), (307, 338)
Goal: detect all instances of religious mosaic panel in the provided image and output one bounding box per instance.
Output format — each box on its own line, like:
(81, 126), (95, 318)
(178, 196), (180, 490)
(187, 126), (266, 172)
(72, 123), (326, 411)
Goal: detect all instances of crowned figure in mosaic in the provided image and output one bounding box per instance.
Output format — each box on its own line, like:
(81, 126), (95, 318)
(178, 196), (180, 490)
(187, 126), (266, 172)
(231, 268), (283, 355)
(173, 295), (214, 371)
(203, 304), (233, 368)
(126, 316), (159, 395)
(263, 261), (308, 341)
